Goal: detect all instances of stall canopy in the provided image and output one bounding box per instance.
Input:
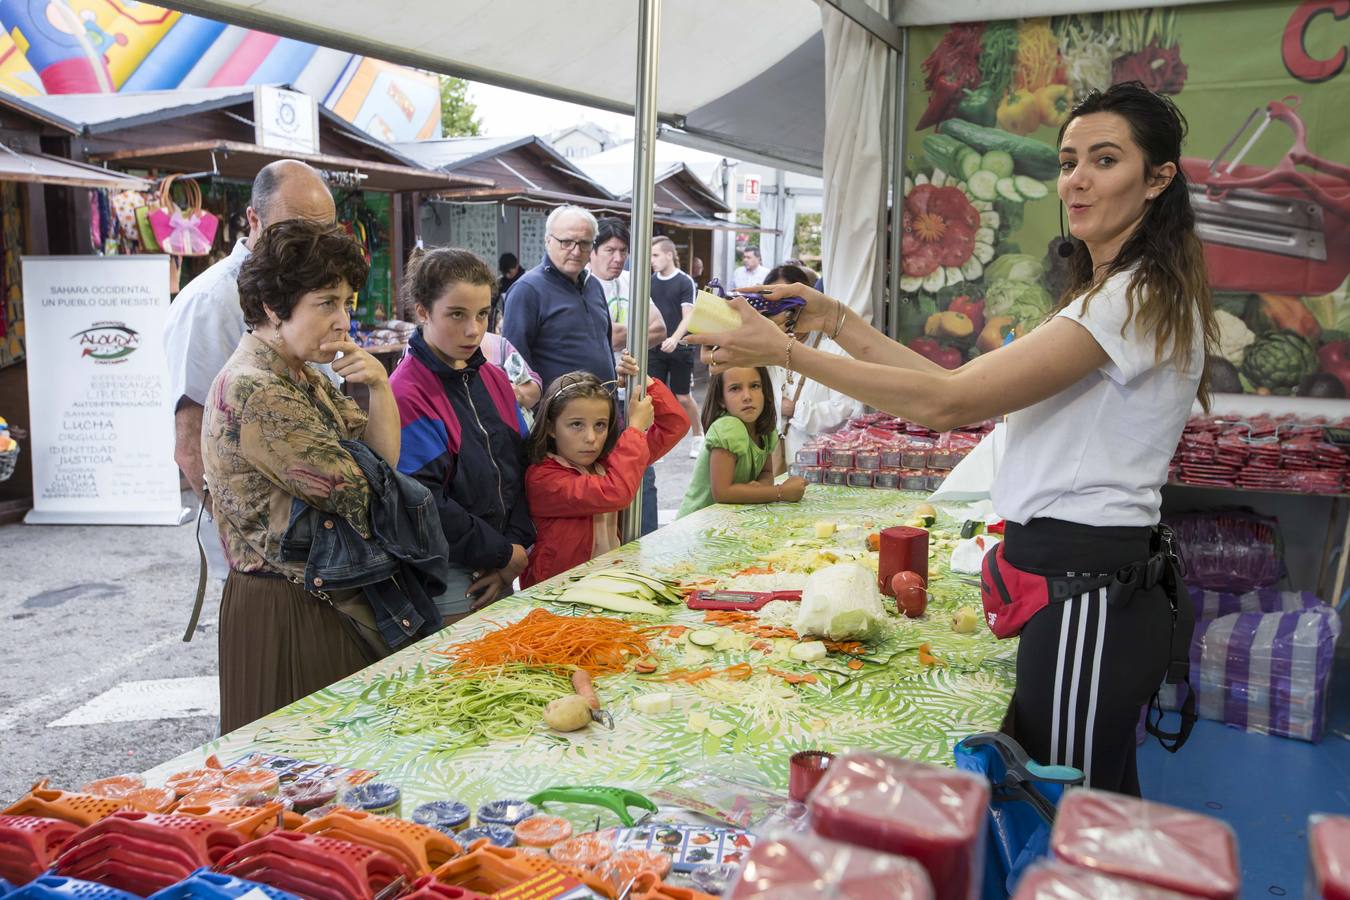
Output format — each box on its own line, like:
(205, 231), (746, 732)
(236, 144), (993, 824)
(0, 94), (149, 191)
(393, 135), (633, 211)
(25, 87), (491, 193)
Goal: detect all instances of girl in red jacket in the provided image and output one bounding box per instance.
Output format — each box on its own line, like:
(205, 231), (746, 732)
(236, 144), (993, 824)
(521, 365), (689, 586)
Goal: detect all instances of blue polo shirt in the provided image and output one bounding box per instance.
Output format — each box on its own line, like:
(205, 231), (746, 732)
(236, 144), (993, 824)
(502, 257), (615, 391)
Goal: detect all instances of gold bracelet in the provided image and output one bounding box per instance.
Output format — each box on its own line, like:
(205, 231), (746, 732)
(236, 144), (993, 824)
(784, 336), (796, 385)
(830, 299), (846, 341)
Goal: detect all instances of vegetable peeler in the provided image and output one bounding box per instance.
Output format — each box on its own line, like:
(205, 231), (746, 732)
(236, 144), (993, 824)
(526, 786), (659, 828)
(1181, 96), (1350, 295)
(687, 589), (802, 611)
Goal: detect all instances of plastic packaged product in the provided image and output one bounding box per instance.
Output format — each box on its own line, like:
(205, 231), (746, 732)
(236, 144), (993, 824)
(1165, 509), (1281, 593)
(796, 446), (823, 466)
(1308, 814), (1350, 900)
(125, 787), (177, 813)
(901, 448), (931, 469)
(512, 815), (573, 850)
(178, 788), (242, 809)
(548, 834), (613, 869)
(825, 468), (850, 486)
(726, 831), (933, 899)
(340, 783), (401, 816)
(412, 801), (471, 834)
(802, 467), (825, 484)
(808, 751), (988, 900)
(787, 463), (803, 478)
(846, 469), (875, 488)
(691, 863), (742, 895)
(596, 848), (672, 890)
(854, 451), (881, 471)
(928, 449), (960, 470)
(165, 767), (224, 797)
(880, 446), (904, 469)
(899, 470), (929, 491)
(81, 775), (146, 800)
(459, 824), (516, 848)
(1013, 860), (1195, 899)
(281, 778), (340, 814)
(1051, 789), (1240, 899)
(221, 768), (280, 797)
(476, 800), (536, 828)
(829, 448), (855, 468)
(925, 473), (948, 492)
(873, 471), (901, 490)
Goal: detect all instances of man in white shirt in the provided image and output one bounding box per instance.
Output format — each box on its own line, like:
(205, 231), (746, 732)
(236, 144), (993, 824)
(163, 159), (336, 577)
(731, 246), (768, 290)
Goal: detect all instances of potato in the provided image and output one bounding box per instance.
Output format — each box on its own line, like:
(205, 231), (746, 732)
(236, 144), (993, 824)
(542, 694), (592, 732)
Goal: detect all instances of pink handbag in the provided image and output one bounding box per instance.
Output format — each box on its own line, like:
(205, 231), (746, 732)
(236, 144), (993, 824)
(149, 175), (219, 256)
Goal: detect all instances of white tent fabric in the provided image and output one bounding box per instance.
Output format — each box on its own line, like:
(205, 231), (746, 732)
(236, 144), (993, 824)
(893, 0), (1222, 26)
(783, 0), (888, 459)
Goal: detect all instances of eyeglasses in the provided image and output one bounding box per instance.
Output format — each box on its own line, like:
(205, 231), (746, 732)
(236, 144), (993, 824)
(548, 234), (594, 253)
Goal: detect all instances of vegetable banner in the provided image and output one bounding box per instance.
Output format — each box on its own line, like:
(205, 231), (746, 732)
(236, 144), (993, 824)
(901, 1), (1350, 399)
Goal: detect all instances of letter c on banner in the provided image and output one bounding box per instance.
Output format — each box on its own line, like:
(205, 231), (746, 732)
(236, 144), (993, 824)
(1283, 0), (1349, 83)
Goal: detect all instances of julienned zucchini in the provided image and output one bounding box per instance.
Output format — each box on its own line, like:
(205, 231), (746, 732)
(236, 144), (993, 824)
(939, 119), (1060, 181)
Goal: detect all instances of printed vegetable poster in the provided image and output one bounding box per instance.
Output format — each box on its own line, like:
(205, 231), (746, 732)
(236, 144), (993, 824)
(900, 1), (1350, 397)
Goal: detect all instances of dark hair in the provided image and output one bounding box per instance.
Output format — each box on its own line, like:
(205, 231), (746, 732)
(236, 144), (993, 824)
(1056, 81), (1218, 409)
(594, 217), (630, 250)
(238, 220), (369, 328)
(742, 246), (760, 259)
(702, 365), (777, 441)
(526, 371), (620, 464)
(250, 163), (282, 223)
(498, 252), (518, 273)
(763, 264), (813, 287)
(402, 247), (494, 319)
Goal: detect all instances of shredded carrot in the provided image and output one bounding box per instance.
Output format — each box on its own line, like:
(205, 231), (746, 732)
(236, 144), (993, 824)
(666, 625), (690, 638)
(847, 659), (864, 671)
(918, 642), (947, 667)
(751, 640), (773, 653)
(650, 662), (755, 684)
(702, 610), (798, 639)
(767, 668), (818, 685)
(824, 640), (865, 655)
(735, 565), (775, 576)
(439, 608), (661, 676)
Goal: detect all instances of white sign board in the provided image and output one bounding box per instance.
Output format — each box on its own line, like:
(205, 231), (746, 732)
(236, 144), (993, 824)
(448, 203), (500, 263)
(519, 210), (547, 268)
(743, 173), (761, 203)
(23, 256), (186, 525)
(254, 85), (320, 155)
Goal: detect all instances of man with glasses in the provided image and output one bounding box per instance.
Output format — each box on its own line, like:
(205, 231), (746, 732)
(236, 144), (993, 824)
(503, 205), (618, 392)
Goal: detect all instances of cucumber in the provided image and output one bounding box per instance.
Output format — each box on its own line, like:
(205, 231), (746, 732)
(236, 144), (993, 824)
(958, 149), (982, 180)
(1014, 176), (1049, 200)
(922, 268), (947, 293)
(996, 177), (1023, 202)
(931, 169), (948, 187)
(900, 274), (923, 293)
(981, 150), (1015, 179)
(922, 133), (973, 178)
(961, 257), (984, 282)
(967, 170), (999, 202)
(944, 267), (966, 287)
(689, 630), (720, 647)
(939, 118), (1060, 180)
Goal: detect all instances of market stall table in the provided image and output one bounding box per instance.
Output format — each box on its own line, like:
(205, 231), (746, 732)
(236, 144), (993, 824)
(143, 487), (1014, 831)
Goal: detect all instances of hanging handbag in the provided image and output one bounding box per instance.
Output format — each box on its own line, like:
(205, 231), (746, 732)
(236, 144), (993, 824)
(110, 190), (147, 244)
(149, 175), (219, 256)
(135, 196), (161, 252)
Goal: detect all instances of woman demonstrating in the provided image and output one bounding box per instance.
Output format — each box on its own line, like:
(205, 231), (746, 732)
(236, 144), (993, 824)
(688, 82), (1216, 794)
(203, 221), (401, 733)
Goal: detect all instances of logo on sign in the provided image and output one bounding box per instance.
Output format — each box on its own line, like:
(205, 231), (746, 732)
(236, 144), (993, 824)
(72, 321), (140, 364)
(743, 173), (761, 203)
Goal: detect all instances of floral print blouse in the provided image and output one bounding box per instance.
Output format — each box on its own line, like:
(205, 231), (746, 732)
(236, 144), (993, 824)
(203, 332), (371, 576)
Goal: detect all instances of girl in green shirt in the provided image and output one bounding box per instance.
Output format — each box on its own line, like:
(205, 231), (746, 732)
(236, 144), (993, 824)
(678, 366), (809, 518)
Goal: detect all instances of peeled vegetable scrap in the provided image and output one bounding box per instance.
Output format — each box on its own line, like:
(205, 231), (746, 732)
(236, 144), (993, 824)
(795, 563), (887, 642)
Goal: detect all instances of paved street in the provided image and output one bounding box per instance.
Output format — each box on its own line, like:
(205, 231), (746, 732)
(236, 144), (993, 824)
(0, 399), (705, 803)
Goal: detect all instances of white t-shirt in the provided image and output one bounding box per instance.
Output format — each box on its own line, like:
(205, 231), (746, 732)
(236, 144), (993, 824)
(732, 264), (768, 289)
(162, 239), (337, 407)
(991, 270), (1203, 528)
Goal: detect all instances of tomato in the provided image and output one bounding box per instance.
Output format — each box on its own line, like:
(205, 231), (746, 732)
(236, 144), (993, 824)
(891, 571), (926, 596)
(897, 585), (929, 618)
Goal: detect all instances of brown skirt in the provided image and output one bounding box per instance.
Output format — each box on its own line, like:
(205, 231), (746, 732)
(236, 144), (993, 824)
(218, 571), (383, 735)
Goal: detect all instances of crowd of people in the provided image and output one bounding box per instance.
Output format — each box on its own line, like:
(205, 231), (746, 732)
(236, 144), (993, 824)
(163, 165), (812, 731)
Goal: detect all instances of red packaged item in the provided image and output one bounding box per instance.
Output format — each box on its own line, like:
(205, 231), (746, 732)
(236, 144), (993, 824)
(726, 831), (933, 899)
(808, 752), (988, 900)
(0, 814), (80, 885)
(1051, 789), (1240, 899)
(1310, 814), (1350, 900)
(824, 468), (850, 486)
(846, 469), (875, 488)
(1014, 860), (1196, 898)
(878, 526), (928, 596)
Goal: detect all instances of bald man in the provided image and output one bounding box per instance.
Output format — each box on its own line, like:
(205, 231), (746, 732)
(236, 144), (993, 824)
(163, 160), (336, 577)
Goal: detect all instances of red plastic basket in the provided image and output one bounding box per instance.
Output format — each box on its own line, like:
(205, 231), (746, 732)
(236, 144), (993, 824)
(401, 874), (491, 899)
(217, 829), (405, 900)
(61, 811), (243, 867)
(0, 814), (81, 885)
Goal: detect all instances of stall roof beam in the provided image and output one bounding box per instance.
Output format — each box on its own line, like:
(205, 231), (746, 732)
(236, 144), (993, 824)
(819, 0), (904, 51)
(430, 188), (650, 213)
(89, 140), (492, 193)
(0, 150), (150, 191)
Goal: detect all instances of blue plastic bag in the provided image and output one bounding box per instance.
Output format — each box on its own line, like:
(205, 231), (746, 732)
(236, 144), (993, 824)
(955, 733), (1082, 900)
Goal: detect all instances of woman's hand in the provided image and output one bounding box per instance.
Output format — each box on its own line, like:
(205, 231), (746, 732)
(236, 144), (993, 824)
(659, 336), (680, 354)
(684, 296), (797, 371)
(323, 340), (389, 388)
(738, 282), (838, 334)
(781, 395), (796, 420)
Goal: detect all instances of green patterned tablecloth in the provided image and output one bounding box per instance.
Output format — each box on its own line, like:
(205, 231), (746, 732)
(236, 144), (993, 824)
(145, 487), (1015, 827)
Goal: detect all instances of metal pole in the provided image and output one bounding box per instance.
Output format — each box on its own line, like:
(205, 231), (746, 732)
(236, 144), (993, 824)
(886, 28), (909, 340)
(621, 0), (661, 544)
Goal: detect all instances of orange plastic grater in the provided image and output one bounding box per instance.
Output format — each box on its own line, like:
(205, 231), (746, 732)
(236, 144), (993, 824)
(298, 808), (462, 878)
(2, 780), (129, 827)
(0, 814), (81, 885)
(175, 800), (299, 840)
(474, 843), (617, 898)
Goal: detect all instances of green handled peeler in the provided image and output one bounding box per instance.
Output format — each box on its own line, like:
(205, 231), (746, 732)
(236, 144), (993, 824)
(526, 785), (658, 827)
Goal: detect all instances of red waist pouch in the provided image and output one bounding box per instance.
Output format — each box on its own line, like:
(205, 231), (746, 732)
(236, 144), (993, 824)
(979, 544), (1125, 639)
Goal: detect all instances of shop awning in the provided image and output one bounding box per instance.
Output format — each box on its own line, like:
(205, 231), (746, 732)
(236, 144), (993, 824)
(0, 150), (149, 191)
(655, 212), (779, 235)
(88, 140), (492, 193)
(429, 187), (648, 214)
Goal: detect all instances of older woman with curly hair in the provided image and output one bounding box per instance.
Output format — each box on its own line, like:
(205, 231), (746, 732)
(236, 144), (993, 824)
(203, 219), (400, 733)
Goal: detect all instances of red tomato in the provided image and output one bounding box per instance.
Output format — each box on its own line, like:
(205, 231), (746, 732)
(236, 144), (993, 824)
(896, 585), (928, 618)
(891, 571), (926, 596)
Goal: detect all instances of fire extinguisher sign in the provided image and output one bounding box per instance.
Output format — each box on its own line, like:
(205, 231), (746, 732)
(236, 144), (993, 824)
(743, 173), (761, 203)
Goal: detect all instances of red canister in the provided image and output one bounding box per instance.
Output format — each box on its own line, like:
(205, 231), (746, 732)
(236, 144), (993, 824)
(878, 526), (928, 596)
